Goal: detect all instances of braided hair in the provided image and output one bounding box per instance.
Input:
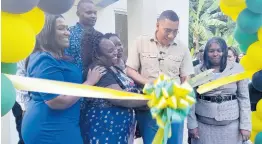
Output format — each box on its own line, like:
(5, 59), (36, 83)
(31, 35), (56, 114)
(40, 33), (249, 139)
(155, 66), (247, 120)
(81, 29), (106, 79)
(81, 29), (103, 67)
(104, 33), (119, 39)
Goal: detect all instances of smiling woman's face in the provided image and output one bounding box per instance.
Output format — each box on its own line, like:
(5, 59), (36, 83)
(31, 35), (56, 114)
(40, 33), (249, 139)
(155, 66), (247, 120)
(98, 38), (118, 66)
(109, 36), (123, 59)
(54, 17), (70, 49)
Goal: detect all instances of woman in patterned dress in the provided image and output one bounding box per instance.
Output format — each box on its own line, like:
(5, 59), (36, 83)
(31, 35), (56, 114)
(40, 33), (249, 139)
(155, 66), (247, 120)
(80, 30), (147, 144)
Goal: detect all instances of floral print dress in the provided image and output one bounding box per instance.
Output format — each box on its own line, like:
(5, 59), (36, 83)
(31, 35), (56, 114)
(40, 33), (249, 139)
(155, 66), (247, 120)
(80, 66), (141, 144)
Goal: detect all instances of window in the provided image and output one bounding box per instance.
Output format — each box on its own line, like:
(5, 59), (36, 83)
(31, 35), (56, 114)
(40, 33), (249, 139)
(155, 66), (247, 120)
(115, 11), (128, 60)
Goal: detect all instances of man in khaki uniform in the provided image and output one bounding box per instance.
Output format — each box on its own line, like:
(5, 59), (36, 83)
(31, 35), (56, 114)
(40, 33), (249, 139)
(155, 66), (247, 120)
(126, 10), (194, 144)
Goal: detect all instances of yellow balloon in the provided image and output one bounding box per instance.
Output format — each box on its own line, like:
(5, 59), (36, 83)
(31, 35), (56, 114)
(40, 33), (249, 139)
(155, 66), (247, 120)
(246, 41), (262, 69)
(220, 1), (246, 21)
(240, 55), (262, 72)
(252, 111), (262, 132)
(230, 14), (238, 22)
(221, 0), (245, 6)
(1, 12), (36, 63)
(251, 131), (258, 143)
(257, 99), (262, 119)
(21, 7), (45, 35)
(258, 27), (262, 42)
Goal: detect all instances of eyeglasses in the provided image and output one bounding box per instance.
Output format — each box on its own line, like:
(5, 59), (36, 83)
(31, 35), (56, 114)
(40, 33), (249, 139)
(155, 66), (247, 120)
(164, 28), (179, 36)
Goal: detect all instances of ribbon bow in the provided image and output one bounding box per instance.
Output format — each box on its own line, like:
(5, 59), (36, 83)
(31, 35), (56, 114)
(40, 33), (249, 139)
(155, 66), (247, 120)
(143, 74), (196, 144)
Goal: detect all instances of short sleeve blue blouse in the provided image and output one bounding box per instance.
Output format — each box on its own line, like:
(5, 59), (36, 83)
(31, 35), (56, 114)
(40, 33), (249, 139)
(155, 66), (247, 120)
(22, 52), (83, 144)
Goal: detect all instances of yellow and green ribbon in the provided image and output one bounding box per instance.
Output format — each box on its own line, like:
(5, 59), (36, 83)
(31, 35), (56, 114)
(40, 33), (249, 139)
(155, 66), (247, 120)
(197, 71), (255, 94)
(3, 69), (214, 144)
(6, 68), (248, 144)
(4, 74), (151, 100)
(143, 74), (196, 144)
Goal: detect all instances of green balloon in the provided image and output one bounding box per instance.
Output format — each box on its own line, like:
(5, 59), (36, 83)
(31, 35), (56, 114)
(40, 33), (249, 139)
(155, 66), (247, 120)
(237, 9), (262, 34)
(1, 74), (16, 117)
(239, 44), (249, 53)
(234, 26), (258, 46)
(255, 132), (262, 144)
(246, 0), (262, 14)
(1, 63), (17, 74)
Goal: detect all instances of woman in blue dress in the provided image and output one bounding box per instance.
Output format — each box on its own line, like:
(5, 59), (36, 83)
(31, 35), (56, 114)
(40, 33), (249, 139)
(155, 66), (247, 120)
(22, 14), (105, 144)
(80, 31), (147, 144)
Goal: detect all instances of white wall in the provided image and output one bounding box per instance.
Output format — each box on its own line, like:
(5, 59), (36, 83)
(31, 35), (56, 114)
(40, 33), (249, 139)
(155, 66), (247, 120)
(63, 0), (127, 33)
(62, 0), (78, 27)
(95, 0), (127, 33)
(1, 112), (19, 144)
(1, 113), (11, 144)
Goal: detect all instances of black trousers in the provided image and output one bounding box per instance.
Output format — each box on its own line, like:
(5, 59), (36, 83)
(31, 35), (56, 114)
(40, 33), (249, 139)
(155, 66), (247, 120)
(12, 102), (25, 144)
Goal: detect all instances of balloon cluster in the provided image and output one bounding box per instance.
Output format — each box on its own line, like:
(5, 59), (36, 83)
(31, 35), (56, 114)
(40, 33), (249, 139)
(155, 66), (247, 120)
(252, 70), (262, 144)
(220, 0), (262, 143)
(251, 99), (262, 143)
(252, 70), (262, 92)
(1, 0), (75, 116)
(220, 0), (262, 72)
(143, 74), (196, 144)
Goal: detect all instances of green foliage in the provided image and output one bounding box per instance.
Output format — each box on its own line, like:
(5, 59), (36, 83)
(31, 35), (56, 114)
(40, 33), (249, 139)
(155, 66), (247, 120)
(189, 0), (239, 54)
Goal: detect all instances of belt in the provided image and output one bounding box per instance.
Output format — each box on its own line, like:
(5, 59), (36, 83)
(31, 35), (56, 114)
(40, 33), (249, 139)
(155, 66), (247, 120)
(197, 95), (237, 103)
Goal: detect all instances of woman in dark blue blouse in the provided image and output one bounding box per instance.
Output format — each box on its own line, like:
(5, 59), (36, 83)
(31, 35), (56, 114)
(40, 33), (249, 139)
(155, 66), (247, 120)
(22, 14), (105, 144)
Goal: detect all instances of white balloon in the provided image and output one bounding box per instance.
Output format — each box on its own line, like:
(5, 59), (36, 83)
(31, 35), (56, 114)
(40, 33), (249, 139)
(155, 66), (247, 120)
(2, 0), (40, 14)
(38, 0), (75, 15)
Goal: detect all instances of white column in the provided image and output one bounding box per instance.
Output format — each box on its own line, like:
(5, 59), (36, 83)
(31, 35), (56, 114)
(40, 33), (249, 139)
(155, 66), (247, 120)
(127, 0), (157, 50)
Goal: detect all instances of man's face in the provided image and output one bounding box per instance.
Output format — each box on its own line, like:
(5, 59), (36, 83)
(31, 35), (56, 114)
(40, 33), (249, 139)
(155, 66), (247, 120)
(156, 19), (179, 46)
(77, 3), (97, 27)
